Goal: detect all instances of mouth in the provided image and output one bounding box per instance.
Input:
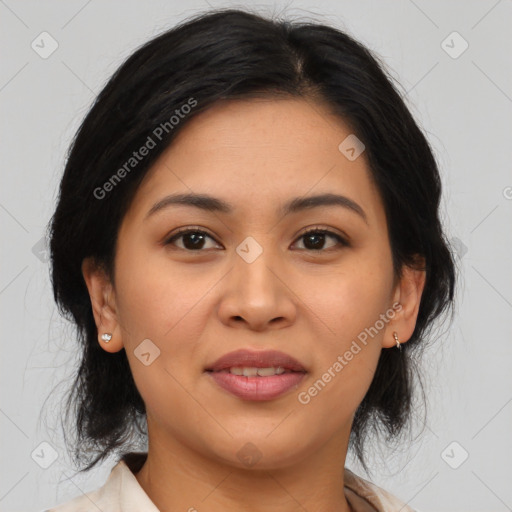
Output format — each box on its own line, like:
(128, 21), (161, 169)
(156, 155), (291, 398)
(207, 366), (299, 376)
(205, 349), (307, 401)
(205, 348), (307, 373)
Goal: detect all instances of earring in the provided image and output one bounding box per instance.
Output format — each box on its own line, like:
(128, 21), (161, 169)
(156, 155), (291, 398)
(393, 331), (401, 351)
(101, 333), (112, 343)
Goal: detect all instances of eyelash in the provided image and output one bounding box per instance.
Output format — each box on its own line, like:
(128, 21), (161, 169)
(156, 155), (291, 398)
(163, 226), (349, 252)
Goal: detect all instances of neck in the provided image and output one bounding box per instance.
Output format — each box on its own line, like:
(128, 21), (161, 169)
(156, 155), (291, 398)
(134, 429), (353, 512)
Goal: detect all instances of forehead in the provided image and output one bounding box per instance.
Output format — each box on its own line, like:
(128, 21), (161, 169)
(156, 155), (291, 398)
(125, 98), (385, 225)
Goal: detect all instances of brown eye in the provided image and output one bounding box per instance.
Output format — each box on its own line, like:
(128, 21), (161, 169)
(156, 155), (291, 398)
(164, 229), (220, 251)
(164, 227), (349, 252)
(294, 229), (349, 251)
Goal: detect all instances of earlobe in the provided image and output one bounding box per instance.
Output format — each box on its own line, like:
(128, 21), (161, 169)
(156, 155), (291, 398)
(384, 257), (426, 349)
(81, 257), (124, 353)
(97, 330), (124, 353)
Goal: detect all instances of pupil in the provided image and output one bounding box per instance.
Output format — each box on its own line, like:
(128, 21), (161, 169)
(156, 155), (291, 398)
(305, 233), (324, 250)
(184, 233), (205, 250)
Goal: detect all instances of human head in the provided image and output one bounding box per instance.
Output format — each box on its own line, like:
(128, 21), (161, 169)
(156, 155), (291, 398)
(48, 8), (455, 474)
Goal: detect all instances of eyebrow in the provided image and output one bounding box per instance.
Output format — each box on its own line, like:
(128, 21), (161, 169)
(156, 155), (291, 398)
(145, 192), (368, 224)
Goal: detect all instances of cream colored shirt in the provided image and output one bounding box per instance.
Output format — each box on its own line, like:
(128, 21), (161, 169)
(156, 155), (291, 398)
(46, 452), (415, 512)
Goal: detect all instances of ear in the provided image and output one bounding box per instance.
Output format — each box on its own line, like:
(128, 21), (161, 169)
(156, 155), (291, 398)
(81, 257), (124, 353)
(382, 256), (426, 349)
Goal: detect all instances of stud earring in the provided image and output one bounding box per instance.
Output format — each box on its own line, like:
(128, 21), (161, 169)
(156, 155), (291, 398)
(393, 331), (401, 351)
(101, 333), (112, 343)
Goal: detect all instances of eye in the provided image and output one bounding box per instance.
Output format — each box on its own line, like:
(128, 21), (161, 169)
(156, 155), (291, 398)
(164, 226), (349, 252)
(164, 227), (220, 251)
(293, 227), (349, 251)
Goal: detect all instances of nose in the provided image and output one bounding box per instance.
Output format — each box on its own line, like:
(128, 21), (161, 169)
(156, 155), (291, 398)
(216, 243), (297, 332)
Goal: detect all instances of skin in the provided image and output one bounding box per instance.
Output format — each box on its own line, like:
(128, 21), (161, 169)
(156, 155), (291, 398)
(82, 97), (426, 512)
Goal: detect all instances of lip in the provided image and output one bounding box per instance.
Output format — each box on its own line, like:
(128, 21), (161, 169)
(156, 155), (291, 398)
(205, 349), (306, 372)
(205, 349), (307, 401)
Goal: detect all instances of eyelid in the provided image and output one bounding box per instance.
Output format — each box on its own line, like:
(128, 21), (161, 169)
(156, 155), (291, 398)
(298, 225), (349, 241)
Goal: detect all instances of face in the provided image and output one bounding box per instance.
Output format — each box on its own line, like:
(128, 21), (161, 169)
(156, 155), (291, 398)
(84, 97), (424, 471)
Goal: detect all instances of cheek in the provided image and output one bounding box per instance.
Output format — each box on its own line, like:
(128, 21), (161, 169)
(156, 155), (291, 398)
(114, 241), (217, 341)
(293, 253), (392, 417)
(112, 245), (209, 399)
(300, 253), (393, 339)
(295, 276), (389, 432)
(296, 344), (381, 442)
(114, 257), (208, 431)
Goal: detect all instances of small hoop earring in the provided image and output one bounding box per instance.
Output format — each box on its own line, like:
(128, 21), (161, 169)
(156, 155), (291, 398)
(393, 331), (401, 351)
(101, 333), (112, 343)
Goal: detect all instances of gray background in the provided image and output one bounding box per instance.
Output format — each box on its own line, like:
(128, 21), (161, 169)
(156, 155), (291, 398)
(1, 1), (511, 511)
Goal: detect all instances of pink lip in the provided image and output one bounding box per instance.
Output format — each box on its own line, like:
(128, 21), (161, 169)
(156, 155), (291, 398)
(207, 371), (306, 401)
(205, 349), (307, 401)
(205, 349), (306, 372)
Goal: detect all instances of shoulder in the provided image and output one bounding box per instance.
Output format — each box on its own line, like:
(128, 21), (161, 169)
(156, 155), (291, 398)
(45, 483), (109, 512)
(45, 453), (157, 512)
(344, 468), (416, 512)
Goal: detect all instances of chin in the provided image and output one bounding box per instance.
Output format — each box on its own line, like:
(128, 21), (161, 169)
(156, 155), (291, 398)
(207, 434), (310, 471)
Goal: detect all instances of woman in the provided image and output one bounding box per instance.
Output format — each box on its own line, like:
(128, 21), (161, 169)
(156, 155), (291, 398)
(46, 8), (456, 511)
